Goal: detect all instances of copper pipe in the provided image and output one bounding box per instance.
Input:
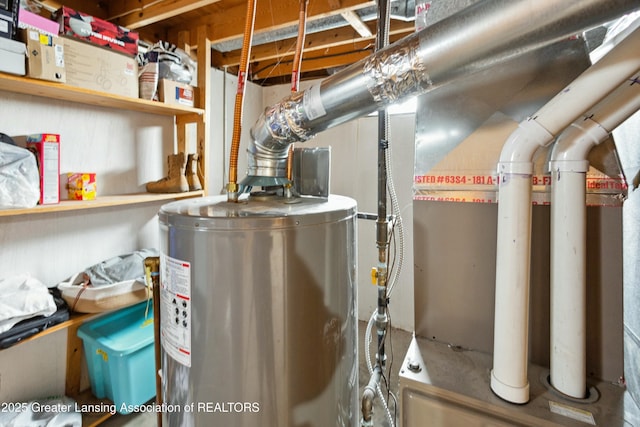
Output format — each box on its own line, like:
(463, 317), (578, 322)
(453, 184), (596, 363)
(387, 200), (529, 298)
(227, 0), (257, 201)
(291, 0), (308, 93)
(286, 0), (309, 183)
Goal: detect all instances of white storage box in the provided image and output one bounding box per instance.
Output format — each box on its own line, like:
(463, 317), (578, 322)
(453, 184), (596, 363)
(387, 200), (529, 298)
(0, 37), (25, 75)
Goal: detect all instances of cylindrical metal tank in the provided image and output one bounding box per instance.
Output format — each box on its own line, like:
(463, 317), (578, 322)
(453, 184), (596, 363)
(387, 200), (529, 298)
(157, 193), (358, 426)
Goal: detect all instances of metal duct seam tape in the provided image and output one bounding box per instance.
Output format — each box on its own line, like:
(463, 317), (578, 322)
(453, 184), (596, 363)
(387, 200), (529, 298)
(363, 36), (430, 104)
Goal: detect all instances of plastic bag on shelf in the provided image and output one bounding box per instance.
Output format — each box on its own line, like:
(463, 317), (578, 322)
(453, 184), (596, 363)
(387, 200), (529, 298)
(146, 40), (195, 84)
(0, 136), (40, 209)
(0, 274), (57, 334)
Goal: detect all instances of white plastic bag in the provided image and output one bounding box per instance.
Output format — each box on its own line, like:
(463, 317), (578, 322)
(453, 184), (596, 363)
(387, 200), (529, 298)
(0, 274), (56, 334)
(0, 139), (40, 209)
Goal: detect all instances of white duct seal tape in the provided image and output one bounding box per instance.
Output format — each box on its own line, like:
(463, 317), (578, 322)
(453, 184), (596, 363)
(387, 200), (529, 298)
(304, 84), (327, 120)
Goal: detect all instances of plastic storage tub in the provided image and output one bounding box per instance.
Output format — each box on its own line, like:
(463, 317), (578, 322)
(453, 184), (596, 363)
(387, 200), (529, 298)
(77, 301), (155, 414)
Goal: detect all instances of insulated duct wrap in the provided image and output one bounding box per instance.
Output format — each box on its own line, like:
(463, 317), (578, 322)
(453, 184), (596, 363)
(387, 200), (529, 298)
(245, 0), (640, 183)
(265, 91), (311, 147)
(363, 37), (426, 104)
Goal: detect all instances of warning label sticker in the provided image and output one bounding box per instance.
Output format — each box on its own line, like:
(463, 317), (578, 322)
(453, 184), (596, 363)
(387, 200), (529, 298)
(160, 253), (192, 367)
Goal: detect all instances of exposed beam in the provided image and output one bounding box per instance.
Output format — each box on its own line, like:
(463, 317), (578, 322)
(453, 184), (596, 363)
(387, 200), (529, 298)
(213, 20), (414, 67)
(169, 0), (375, 46)
(250, 31), (407, 81)
(31, 0), (107, 19)
(340, 10), (372, 37)
(252, 48), (371, 81)
(108, 0), (223, 30)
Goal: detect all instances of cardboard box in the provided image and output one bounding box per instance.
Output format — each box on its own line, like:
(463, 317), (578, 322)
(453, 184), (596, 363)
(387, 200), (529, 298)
(67, 172), (96, 200)
(20, 28), (65, 83)
(158, 79), (195, 107)
(54, 6), (138, 57)
(63, 37), (138, 98)
(15, 133), (60, 205)
(0, 36), (25, 75)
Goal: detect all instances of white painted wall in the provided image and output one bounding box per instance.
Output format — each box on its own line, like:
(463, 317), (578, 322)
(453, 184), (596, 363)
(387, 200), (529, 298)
(0, 92), (174, 402)
(207, 68), (263, 195)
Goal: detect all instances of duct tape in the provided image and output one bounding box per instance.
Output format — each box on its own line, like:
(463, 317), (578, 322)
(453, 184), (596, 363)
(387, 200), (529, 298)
(303, 83), (326, 120)
(363, 37), (429, 104)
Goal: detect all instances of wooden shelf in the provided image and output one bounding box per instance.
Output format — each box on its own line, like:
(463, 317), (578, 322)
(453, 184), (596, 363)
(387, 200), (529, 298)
(0, 191), (204, 217)
(75, 390), (116, 427)
(1, 313), (95, 349)
(0, 72), (205, 119)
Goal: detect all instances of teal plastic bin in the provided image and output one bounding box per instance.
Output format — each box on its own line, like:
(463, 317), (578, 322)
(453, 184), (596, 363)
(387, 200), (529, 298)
(77, 301), (155, 414)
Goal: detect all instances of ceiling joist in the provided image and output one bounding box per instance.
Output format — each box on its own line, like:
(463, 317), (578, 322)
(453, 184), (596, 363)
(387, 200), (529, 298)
(214, 20), (414, 68)
(31, 0), (414, 85)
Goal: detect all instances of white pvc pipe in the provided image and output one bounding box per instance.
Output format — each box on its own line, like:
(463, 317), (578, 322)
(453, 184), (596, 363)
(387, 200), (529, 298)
(549, 126), (594, 400)
(491, 120), (553, 404)
(491, 26), (640, 404)
(549, 71), (640, 399)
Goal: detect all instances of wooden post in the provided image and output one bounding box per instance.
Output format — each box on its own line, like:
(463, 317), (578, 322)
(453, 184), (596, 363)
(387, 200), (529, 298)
(196, 25), (211, 194)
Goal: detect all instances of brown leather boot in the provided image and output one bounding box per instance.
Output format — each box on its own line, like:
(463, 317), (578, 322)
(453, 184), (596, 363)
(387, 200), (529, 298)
(185, 153), (202, 191)
(146, 152), (189, 193)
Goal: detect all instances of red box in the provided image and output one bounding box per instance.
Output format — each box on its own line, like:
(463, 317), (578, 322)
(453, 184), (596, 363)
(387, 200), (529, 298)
(54, 6), (138, 57)
(16, 133), (60, 205)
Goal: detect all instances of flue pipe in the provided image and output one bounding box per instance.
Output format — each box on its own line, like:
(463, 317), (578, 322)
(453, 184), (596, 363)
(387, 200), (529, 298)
(244, 0), (640, 184)
(491, 26), (640, 404)
(549, 70), (640, 399)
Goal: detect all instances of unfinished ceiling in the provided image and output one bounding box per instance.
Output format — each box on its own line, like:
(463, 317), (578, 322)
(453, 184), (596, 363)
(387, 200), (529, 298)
(32, 0), (416, 86)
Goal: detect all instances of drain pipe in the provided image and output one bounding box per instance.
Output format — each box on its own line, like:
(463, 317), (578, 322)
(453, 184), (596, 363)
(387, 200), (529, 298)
(491, 26), (640, 404)
(549, 71), (640, 399)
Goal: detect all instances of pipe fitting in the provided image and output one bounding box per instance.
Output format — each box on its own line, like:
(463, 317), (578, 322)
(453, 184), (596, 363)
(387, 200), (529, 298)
(360, 387), (375, 426)
(226, 182), (239, 202)
(361, 366), (381, 425)
(550, 120), (609, 171)
(375, 310), (388, 332)
(498, 118), (554, 168)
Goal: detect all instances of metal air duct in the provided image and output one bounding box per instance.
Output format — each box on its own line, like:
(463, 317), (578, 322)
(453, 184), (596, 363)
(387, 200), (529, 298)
(244, 0), (640, 186)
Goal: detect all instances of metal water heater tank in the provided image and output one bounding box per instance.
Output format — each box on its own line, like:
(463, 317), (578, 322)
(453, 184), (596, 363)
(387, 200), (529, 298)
(157, 193), (358, 426)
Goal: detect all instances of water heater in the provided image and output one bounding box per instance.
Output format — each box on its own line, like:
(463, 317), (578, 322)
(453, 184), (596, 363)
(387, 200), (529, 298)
(158, 193), (358, 426)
